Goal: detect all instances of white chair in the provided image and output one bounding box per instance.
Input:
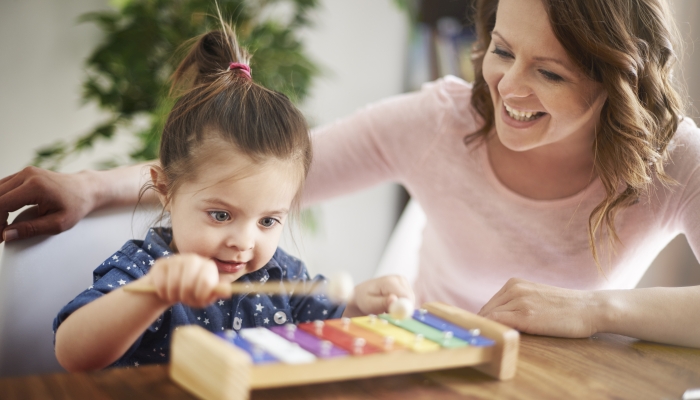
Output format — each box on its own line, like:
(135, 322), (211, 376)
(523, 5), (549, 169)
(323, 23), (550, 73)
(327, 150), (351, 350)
(0, 206), (157, 377)
(373, 199), (426, 285)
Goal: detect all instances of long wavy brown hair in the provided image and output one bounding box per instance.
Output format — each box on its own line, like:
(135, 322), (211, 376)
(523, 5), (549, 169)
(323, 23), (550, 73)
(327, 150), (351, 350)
(469, 0), (685, 266)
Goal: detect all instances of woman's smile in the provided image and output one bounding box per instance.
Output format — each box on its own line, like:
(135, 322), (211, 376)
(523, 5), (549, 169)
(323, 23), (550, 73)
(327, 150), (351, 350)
(500, 101), (548, 129)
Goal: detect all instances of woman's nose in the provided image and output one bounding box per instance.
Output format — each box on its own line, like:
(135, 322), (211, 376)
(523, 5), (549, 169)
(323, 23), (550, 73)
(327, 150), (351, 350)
(498, 63), (533, 100)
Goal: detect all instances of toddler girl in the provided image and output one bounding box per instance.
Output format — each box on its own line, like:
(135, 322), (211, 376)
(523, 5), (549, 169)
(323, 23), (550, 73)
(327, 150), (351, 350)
(53, 22), (413, 372)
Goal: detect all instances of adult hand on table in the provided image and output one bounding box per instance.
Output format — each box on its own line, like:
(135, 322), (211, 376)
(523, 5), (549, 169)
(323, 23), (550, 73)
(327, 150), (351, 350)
(0, 166), (96, 243)
(478, 277), (602, 338)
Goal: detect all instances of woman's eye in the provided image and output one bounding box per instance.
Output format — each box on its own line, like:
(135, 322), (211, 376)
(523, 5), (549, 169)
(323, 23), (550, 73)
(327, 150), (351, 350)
(491, 47), (513, 59)
(539, 69), (564, 82)
(209, 211), (230, 222)
(259, 217), (278, 228)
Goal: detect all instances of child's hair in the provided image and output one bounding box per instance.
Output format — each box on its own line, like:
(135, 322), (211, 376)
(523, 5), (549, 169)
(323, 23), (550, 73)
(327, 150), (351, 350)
(153, 19), (311, 208)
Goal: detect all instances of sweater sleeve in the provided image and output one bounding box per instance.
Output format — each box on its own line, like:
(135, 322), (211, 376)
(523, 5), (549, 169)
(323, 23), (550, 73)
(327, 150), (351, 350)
(302, 77), (477, 205)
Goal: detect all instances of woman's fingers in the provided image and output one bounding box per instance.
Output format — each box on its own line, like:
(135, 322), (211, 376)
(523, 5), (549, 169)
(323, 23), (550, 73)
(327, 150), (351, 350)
(0, 171), (19, 187)
(3, 209), (74, 242)
(0, 167), (93, 242)
(478, 278), (526, 317)
(478, 280), (597, 338)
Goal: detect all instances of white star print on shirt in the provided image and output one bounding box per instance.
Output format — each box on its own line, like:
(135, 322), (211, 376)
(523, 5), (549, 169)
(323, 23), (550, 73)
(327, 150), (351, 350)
(148, 244), (152, 250)
(263, 318), (269, 324)
(118, 279), (126, 286)
(162, 250), (170, 256)
(218, 300), (225, 306)
(204, 318), (210, 325)
(256, 303), (264, 312)
(322, 310), (328, 315)
(149, 260), (154, 266)
(112, 255), (119, 261)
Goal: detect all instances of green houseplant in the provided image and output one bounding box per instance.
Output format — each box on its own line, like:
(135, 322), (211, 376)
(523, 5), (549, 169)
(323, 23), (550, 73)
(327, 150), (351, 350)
(33, 0), (320, 170)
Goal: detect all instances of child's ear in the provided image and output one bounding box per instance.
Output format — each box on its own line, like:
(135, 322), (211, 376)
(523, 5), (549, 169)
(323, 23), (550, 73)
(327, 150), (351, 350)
(149, 166), (171, 211)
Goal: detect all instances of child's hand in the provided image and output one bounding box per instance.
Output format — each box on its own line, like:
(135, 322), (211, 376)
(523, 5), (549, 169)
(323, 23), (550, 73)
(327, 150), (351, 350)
(142, 253), (230, 308)
(342, 275), (415, 318)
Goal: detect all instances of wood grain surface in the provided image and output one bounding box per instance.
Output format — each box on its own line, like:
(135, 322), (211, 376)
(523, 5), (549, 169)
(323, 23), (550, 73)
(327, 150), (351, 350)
(2, 333), (699, 400)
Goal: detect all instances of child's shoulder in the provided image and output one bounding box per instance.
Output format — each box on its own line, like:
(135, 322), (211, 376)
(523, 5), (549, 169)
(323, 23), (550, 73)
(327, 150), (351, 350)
(266, 247), (308, 279)
(95, 227), (173, 276)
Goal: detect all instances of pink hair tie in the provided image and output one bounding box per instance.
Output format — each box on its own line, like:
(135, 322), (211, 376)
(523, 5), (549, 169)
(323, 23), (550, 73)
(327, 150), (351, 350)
(228, 62), (251, 78)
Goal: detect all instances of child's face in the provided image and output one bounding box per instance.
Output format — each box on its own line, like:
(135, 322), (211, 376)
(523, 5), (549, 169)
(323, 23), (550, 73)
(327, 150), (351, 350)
(161, 150), (300, 283)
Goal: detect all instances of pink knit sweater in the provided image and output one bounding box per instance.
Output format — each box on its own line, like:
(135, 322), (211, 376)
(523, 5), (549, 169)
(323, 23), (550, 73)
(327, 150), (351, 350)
(304, 76), (700, 313)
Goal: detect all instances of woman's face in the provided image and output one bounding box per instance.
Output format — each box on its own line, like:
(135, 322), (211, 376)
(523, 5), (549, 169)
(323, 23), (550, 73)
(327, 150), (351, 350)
(482, 0), (607, 153)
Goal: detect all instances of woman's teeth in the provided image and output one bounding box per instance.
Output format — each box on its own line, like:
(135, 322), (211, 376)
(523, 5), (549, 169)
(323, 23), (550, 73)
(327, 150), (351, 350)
(505, 104), (543, 122)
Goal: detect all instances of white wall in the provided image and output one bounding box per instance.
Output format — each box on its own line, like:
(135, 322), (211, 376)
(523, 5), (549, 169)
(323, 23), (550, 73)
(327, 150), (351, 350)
(0, 0), (408, 282)
(0, 0), (127, 178)
(280, 1), (407, 282)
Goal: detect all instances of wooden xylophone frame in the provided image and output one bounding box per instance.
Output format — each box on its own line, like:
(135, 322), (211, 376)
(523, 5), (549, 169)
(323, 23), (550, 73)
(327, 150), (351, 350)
(169, 302), (520, 400)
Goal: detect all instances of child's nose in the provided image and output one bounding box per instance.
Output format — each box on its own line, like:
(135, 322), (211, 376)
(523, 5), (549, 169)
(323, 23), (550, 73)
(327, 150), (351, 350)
(226, 224), (255, 251)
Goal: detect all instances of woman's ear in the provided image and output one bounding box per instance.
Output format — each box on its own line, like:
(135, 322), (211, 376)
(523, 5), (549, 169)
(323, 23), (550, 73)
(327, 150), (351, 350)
(150, 166), (171, 211)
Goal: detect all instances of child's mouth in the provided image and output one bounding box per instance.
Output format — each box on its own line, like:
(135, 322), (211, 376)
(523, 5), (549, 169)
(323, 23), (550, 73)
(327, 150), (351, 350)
(214, 258), (247, 273)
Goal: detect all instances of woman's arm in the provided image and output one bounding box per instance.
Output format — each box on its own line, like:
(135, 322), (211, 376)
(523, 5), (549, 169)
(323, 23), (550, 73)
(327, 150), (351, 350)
(54, 276), (170, 372)
(0, 162), (156, 243)
(477, 278), (700, 348)
(303, 78), (468, 206)
(597, 286), (700, 347)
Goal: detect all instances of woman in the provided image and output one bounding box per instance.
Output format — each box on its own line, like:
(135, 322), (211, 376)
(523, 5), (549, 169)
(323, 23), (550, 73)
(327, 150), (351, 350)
(2, 0), (700, 347)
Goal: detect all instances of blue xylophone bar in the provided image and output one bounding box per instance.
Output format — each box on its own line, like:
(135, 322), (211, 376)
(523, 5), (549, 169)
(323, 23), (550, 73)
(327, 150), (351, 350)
(413, 310), (496, 346)
(216, 330), (278, 364)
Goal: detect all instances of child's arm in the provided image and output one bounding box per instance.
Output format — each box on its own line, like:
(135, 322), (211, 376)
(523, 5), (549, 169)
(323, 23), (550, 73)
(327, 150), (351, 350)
(342, 275), (415, 318)
(55, 254), (229, 371)
(54, 278), (170, 371)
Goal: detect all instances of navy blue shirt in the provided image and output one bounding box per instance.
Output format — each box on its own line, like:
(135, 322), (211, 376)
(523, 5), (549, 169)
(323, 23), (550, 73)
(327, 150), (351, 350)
(53, 228), (345, 368)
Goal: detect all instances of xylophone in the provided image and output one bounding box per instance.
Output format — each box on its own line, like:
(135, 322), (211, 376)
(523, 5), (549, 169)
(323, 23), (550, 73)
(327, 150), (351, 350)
(169, 302), (520, 400)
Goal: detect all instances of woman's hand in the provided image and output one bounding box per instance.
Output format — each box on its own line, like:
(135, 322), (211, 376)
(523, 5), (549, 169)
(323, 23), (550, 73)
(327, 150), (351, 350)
(0, 167), (97, 243)
(145, 253), (230, 308)
(342, 275), (415, 318)
(478, 278), (601, 338)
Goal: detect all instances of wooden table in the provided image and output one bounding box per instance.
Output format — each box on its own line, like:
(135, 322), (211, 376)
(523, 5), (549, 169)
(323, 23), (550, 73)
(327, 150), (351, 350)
(2, 333), (699, 400)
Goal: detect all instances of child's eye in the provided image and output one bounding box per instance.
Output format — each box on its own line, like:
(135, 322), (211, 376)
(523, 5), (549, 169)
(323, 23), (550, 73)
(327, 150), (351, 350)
(259, 217), (278, 228)
(539, 69), (564, 83)
(208, 211), (230, 222)
(491, 47), (513, 59)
